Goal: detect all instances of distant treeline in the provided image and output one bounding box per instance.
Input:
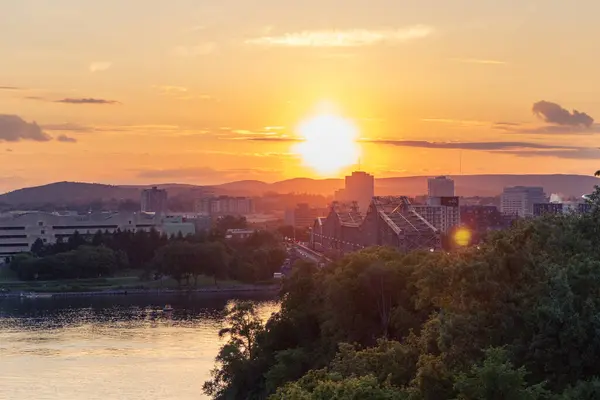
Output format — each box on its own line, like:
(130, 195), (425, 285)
(10, 224), (286, 284)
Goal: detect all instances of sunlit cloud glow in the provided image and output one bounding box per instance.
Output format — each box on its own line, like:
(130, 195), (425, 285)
(172, 43), (216, 56)
(89, 62), (112, 72)
(246, 25), (434, 47)
(452, 58), (507, 65)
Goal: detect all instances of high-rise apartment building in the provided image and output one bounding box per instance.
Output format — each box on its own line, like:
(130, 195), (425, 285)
(344, 171), (375, 213)
(285, 203), (325, 228)
(427, 176), (455, 198)
(195, 196), (254, 216)
(500, 186), (546, 217)
(141, 187), (168, 214)
(413, 196), (460, 233)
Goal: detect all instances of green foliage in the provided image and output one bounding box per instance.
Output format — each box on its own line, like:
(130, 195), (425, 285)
(453, 348), (549, 400)
(13, 245), (121, 280)
(204, 185), (600, 400)
(203, 302), (265, 399)
(10, 222), (286, 285)
(270, 372), (410, 400)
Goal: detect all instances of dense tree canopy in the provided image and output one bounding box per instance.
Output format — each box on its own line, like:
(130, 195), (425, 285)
(12, 224), (286, 285)
(204, 187), (600, 399)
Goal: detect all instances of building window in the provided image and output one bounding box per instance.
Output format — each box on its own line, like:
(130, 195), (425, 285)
(38, 221), (43, 226)
(43, 239), (47, 243)
(41, 230), (45, 234)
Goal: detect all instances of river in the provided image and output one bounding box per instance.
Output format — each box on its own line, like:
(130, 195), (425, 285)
(0, 293), (280, 400)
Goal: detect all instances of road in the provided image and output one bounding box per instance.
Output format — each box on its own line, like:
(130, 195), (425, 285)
(292, 243), (329, 265)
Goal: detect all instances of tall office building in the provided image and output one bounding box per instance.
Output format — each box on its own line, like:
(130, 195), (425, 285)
(500, 186), (546, 217)
(141, 187), (168, 214)
(344, 171), (375, 213)
(428, 176), (455, 198)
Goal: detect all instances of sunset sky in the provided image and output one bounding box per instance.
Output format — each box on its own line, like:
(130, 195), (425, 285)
(1, 0), (600, 192)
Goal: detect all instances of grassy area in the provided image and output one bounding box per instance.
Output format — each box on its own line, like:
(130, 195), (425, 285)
(0, 269), (256, 293)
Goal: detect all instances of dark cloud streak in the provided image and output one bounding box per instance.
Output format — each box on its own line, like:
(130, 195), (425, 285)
(56, 98), (119, 105)
(56, 134), (77, 143)
(366, 139), (576, 151)
(369, 139), (600, 160)
(245, 137), (302, 142)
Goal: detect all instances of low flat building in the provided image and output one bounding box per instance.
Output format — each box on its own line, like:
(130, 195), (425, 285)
(225, 229), (256, 240)
(0, 211), (158, 260)
(0, 211), (205, 261)
(533, 202), (593, 216)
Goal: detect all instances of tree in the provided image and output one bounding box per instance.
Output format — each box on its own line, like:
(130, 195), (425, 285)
(270, 372), (410, 400)
(200, 241), (230, 286)
(67, 230), (86, 251)
(152, 241), (197, 286)
(203, 302), (264, 399)
(216, 215), (247, 233)
(30, 238), (45, 256)
(454, 348), (549, 400)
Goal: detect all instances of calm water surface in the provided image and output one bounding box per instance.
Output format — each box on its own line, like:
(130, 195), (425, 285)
(0, 294), (279, 400)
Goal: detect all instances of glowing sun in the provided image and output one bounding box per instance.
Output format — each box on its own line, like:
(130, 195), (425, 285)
(293, 114), (361, 175)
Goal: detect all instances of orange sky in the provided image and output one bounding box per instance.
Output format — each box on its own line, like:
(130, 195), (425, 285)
(1, 0), (600, 192)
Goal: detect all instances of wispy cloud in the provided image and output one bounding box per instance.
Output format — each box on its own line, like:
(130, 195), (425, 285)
(368, 139), (573, 151)
(246, 25), (434, 47)
(56, 134), (77, 143)
(56, 98), (119, 105)
(172, 43), (216, 56)
(89, 61), (112, 72)
(153, 85), (188, 94)
(494, 122), (600, 135)
(422, 118), (489, 126)
(42, 123), (95, 133)
(368, 139), (600, 159)
(0, 86), (22, 90)
(452, 58), (507, 65)
(137, 166), (281, 182)
(244, 136), (302, 142)
(152, 85), (213, 101)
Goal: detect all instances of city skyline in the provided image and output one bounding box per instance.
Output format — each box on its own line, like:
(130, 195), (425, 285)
(2, 1), (600, 193)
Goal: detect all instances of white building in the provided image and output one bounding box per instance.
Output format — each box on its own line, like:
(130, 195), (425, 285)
(0, 211), (201, 260)
(501, 186), (547, 217)
(428, 176), (455, 198)
(225, 229), (257, 240)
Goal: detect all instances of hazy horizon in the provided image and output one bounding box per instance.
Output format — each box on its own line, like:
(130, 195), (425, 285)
(2, 1), (600, 193)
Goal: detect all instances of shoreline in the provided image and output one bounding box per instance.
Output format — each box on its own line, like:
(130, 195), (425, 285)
(0, 284), (281, 298)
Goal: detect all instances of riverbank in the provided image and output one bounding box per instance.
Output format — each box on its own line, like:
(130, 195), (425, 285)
(0, 283), (280, 298)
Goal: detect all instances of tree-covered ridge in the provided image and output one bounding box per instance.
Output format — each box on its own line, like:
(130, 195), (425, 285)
(204, 190), (600, 399)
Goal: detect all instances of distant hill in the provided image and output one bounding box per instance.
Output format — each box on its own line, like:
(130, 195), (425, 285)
(0, 174), (597, 207)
